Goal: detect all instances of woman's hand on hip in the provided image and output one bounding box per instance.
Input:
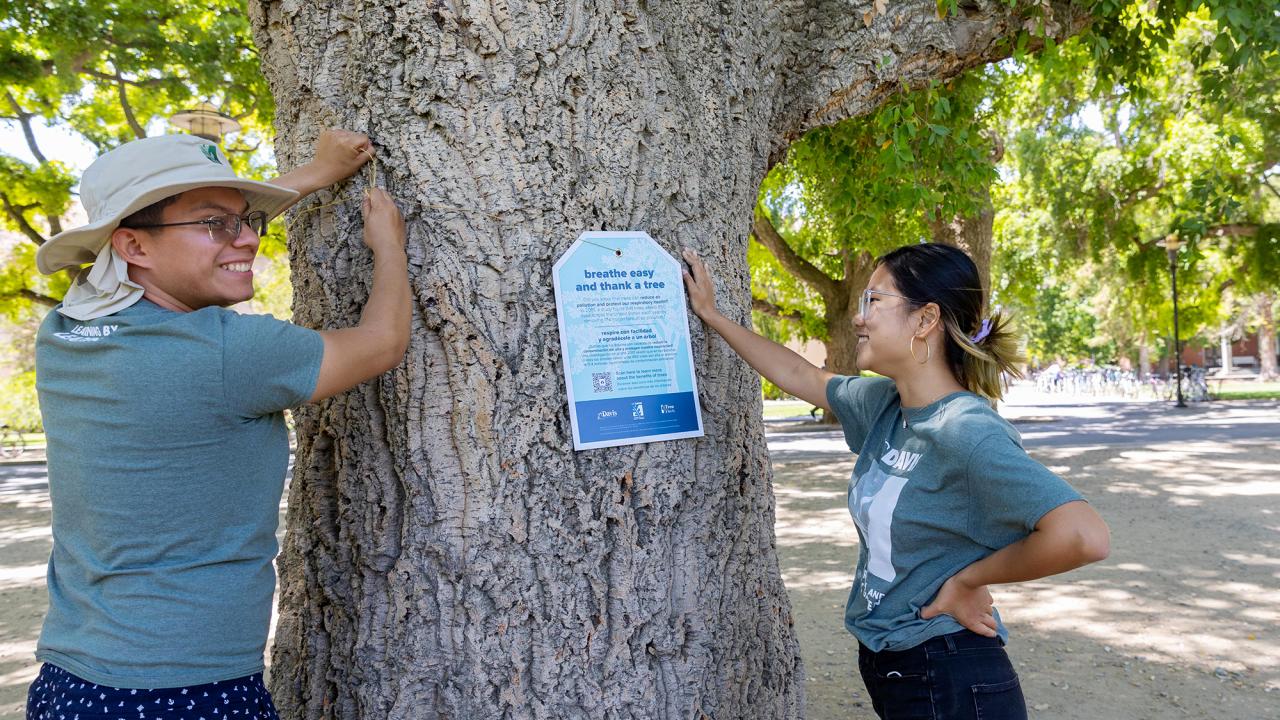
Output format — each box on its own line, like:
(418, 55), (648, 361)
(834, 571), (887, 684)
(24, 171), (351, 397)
(920, 572), (999, 638)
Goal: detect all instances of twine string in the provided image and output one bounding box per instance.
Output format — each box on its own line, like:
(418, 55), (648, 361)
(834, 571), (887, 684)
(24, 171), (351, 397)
(581, 238), (623, 256)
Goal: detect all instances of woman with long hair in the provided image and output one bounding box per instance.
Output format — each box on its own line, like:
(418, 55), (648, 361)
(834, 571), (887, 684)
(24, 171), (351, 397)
(682, 242), (1109, 720)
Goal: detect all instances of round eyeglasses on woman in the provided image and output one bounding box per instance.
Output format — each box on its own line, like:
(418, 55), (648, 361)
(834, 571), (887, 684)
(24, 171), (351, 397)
(124, 210), (268, 243)
(858, 288), (916, 317)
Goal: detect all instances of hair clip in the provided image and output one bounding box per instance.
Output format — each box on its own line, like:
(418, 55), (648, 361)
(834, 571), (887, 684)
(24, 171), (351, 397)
(971, 318), (992, 344)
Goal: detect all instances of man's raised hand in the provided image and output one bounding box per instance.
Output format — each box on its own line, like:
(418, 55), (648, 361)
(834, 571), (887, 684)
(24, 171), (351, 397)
(308, 129), (374, 189)
(361, 188), (406, 256)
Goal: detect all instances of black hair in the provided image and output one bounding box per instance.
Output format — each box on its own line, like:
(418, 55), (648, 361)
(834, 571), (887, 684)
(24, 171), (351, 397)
(118, 194), (182, 229)
(875, 243), (1024, 401)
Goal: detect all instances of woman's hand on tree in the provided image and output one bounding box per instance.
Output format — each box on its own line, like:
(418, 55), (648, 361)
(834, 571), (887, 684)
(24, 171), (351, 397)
(920, 572), (999, 638)
(681, 249), (722, 322)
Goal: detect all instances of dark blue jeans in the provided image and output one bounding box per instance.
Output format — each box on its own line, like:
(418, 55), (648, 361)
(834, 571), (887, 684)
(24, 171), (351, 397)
(858, 630), (1027, 720)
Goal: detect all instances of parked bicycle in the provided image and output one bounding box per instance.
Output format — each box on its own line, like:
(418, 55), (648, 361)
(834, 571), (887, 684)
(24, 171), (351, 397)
(0, 424), (25, 460)
(1033, 365), (1144, 398)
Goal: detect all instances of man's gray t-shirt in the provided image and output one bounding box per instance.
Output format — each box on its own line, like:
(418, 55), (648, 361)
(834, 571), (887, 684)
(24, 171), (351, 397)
(826, 375), (1083, 652)
(34, 299), (324, 688)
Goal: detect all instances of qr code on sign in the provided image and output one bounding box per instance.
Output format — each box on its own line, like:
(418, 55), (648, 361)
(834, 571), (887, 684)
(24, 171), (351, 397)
(592, 372), (613, 393)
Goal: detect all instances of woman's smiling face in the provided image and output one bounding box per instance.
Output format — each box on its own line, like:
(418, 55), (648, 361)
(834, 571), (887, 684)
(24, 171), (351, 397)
(854, 265), (921, 377)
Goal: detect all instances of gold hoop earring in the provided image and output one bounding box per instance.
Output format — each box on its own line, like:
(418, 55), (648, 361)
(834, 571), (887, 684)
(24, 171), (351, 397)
(909, 336), (931, 364)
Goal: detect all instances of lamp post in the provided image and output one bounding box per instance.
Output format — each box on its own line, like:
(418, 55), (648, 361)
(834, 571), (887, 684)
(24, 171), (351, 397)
(169, 102), (240, 143)
(1158, 234), (1187, 408)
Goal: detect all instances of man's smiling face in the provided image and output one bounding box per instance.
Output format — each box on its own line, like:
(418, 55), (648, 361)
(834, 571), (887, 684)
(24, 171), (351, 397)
(128, 187), (261, 311)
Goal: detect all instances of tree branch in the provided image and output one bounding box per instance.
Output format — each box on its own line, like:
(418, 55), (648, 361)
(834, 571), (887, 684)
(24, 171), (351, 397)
(769, 0), (1089, 163)
(4, 91), (48, 164)
(752, 297), (804, 322)
(1261, 173), (1280, 202)
(117, 81), (147, 139)
(1138, 223), (1259, 250)
(16, 289), (59, 307)
(224, 141), (262, 154)
(1205, 224), (1259, 238)
(751, 210), (839, 299)
(80, 66), (176, 88)
(0, 193), (49, 245)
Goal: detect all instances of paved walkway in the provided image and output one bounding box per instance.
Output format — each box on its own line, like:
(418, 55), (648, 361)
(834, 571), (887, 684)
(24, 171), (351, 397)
(764, 385), (1280, 463)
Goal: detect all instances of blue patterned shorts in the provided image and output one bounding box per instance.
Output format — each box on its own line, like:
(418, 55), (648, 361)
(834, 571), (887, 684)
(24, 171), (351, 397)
(27, 663), (280, 719)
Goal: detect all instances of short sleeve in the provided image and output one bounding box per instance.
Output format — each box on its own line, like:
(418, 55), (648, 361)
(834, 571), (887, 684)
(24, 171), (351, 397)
(965, 432), (1085, 549)
(826, 375), (896, 453)
(221, 312), (325, 418)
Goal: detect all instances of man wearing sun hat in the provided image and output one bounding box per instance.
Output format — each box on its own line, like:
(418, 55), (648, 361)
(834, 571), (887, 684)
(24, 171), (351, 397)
(25, 130), (411, 718)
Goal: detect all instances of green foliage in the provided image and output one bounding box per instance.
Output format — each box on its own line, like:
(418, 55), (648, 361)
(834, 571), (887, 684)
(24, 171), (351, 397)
(750, 73), (999, 354)
(0, 242), (70, 319)
(1059, 0), (1280, 92)
(747, 234), (828, 344)
(760, 378), (789, 401)
(778, 72), (997, 235)
(992, 5), (1279, 365)
(756, 0), (1280, 369)
(1018, 283), (1098, 364)
(0, 370), (40, 431)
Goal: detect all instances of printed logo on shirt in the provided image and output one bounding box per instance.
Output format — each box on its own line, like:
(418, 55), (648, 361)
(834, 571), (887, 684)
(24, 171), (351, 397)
(851, 463), (909, 596)
(53, 324), (119, 343)
(880, 440), (923, 473)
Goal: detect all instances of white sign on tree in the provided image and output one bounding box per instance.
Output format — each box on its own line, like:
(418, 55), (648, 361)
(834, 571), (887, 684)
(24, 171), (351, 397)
(552, 231), (705, 450)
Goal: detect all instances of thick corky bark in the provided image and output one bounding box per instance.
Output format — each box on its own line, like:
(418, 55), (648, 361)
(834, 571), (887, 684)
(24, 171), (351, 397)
(249, 1), (1086, 717)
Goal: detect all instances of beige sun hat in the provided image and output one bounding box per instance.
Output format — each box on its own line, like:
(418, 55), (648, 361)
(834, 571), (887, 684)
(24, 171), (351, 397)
(36, 134), (298, 275)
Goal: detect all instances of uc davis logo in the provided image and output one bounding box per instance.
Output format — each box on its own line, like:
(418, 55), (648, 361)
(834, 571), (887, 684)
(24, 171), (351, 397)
(200, 145), (221, 164)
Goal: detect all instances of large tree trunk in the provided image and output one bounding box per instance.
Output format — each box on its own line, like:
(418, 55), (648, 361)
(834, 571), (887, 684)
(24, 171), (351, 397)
(249, 1), (1085, 717)
(823, 294), (861, 378)
(931, 181), (995, 297)
(832, 254), (877, 379)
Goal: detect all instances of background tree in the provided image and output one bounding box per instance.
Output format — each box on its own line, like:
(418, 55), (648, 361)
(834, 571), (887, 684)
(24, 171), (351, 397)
(248, 0), (1089, 716)
(0, 0), (283, 308)
(744, 0), (1278, 382)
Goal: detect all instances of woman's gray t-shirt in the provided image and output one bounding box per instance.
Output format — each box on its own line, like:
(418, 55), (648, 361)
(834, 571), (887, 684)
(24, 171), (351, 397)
(34, 299), (324, 688)
(826, 375), (1083, 652)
